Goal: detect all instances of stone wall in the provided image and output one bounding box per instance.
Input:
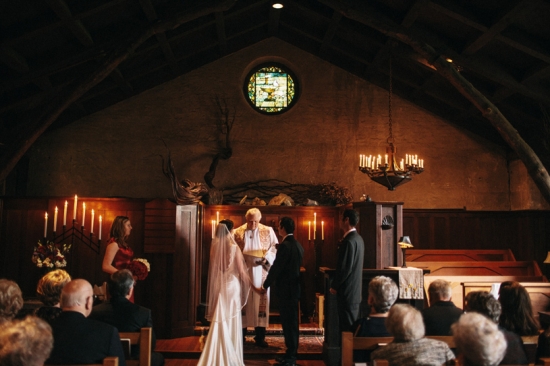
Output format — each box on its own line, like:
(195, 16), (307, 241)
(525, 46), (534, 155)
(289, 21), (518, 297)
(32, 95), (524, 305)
(25, 38), (546, 210)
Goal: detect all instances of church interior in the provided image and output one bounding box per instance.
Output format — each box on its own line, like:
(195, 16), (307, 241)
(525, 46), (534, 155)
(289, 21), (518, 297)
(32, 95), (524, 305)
(1, 0), (550, 365)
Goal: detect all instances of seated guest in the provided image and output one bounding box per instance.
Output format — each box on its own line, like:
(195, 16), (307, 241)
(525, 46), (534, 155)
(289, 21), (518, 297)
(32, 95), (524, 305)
(452, 312), (507, 366)
(352, 276), (398, 362)
(0, 316), (54, 366)
(498, 281), (539, 336)
(422, 279), (462, 335)
(90, 269), (164, 366)
(0, 279), (24, 324)
(47, 279), (126, 366)
(464, 291), (528, 365)
(35, 269), (71, 323)
(371, 304), (455, 366)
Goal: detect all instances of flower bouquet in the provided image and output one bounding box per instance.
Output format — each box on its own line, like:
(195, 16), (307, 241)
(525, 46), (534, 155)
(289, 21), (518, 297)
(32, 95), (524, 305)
(127, 258), (150, 280)
(32, 240), (71, 268)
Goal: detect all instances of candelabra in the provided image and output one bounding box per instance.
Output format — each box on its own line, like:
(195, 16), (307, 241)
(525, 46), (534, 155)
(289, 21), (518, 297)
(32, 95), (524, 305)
(47, 219), (101, 254)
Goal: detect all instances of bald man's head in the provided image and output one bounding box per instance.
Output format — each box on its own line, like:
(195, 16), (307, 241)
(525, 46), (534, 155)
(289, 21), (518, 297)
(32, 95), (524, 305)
(60, 279), (94, 317)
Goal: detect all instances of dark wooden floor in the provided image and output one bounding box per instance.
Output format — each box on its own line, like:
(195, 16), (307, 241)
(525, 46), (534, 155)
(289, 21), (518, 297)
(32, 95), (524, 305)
(158, 323), (326, 366)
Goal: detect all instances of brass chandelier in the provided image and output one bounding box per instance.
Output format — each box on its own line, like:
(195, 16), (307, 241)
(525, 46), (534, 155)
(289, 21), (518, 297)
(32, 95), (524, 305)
(359, 57), (424, 190)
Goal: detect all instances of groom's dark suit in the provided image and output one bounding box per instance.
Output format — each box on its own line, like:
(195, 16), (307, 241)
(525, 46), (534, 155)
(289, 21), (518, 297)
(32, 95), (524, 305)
(263, 234), (304, 363)
(332, 230), (365, 333)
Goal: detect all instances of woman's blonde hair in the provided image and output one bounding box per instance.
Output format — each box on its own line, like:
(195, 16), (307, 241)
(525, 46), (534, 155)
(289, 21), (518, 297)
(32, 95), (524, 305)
(36, 269), (72, 306)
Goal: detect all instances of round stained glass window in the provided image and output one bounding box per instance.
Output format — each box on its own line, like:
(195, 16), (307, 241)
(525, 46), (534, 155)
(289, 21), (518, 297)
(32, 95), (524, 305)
(244, 63), (299, 114)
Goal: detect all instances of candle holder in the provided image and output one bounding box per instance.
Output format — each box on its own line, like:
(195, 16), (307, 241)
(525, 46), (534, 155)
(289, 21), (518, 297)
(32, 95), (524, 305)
(49, 219), (101, 254)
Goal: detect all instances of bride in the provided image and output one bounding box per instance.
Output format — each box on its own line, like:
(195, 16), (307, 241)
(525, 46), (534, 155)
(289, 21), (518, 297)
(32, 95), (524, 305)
(197, 219), (260, 366)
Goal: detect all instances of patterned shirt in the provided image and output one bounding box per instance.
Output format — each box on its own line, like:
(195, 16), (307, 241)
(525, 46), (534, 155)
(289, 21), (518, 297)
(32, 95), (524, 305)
(371, 337), (455, 366)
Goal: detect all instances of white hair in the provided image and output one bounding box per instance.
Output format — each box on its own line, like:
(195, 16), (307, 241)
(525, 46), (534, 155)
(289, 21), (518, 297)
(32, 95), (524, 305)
(452, 312), (507, 366)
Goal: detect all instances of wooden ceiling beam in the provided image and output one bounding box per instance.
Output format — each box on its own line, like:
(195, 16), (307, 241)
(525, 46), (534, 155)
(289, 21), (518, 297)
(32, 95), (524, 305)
(319, 0), (550, 205)
(319, 11), (341, 55)
(462, 0), (535, 55)
(45, 0), (94, 47)
(138, 0), (179, 74)
(215, 11), (228, 55)
(0, 0), (238, 182)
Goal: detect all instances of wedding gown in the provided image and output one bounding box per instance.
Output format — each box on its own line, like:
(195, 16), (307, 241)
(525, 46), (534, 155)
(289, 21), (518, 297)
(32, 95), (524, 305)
(197, 224), (251, 366)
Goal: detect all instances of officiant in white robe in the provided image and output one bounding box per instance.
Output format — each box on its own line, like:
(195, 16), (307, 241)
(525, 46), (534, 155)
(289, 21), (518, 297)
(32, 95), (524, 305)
(233, 208), (278, 347)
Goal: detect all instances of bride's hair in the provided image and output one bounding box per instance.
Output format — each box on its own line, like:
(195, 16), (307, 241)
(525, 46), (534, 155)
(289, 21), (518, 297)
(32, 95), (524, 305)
(219, 219), (234, 231)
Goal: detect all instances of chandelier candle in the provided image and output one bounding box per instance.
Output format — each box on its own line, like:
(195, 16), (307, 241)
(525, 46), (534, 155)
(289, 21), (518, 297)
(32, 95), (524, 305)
(53, 207), (58, 232)
(73, 195), (77, 221)
(63, 201), (67, 227)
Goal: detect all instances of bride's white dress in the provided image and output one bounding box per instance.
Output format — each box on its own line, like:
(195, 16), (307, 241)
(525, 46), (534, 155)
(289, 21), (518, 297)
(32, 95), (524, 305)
(197, 244), (246, 366)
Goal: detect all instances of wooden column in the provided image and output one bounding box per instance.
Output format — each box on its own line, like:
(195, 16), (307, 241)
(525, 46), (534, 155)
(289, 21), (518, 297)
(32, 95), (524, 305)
(353, 201), (404, 269)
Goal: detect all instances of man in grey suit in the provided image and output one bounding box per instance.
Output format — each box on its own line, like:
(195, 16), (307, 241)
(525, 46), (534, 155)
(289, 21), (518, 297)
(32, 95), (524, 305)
(329, 209), (365, 333)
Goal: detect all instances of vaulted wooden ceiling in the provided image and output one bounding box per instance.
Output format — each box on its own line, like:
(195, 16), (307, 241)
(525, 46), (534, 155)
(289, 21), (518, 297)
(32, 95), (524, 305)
(1, 0), (550, 180)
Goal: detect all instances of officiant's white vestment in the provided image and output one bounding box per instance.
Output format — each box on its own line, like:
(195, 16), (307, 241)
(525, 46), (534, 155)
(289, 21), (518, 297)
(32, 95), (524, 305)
(234, 223), (278, 328)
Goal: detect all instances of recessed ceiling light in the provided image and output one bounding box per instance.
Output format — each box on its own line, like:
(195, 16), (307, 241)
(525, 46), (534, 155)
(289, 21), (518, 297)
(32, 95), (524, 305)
(272, 3), (283, 9)
(445, 58), (453, 63)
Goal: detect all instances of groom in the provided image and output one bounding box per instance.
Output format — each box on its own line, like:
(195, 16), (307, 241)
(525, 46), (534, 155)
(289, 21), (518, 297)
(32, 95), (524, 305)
(234, 208), (278, 347)
(263, 217), (304, 366)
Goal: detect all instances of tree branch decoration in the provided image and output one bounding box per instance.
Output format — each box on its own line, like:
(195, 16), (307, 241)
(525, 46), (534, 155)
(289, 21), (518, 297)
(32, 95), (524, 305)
(204, 95), (235, 189)
(221, 179), (353, 206)
(161, 150), (208, 205)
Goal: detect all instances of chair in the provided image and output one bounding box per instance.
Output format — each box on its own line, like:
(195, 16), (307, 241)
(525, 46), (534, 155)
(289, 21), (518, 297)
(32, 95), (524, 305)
(93, 282), (108, 303)
(45, 356), (119, 366)
(119, 327), (152, 366)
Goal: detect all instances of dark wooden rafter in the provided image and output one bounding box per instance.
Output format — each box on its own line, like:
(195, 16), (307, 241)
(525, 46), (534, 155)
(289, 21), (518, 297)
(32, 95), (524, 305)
(0, 0), (238, 182)
(319, 11), (342, 55)
(138, 0), (179, 74)
(215, 11), (228, 55)
(319, 0), (550, 205)
(0, 46), (52, 91)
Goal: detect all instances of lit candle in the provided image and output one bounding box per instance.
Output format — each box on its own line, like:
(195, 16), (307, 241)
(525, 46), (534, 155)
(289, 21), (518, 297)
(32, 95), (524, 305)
(73, 195), (78, 220)
(99, 215), (102, 240)
(212, 220), (216, 239)
(91, 209), (95, 234)
(359, 155), (362, 167)
(415, 155), (418, 165)
(406, 154), (409, 165)
(385, 154), (388, 165)
(308, 221), (311, 240)
(63, 201), (68, 226)
(378, 155), (381, 166)
(82, 202), (86, 228)
(322, 221), (324, 240)
(44, 212), (48, 238)
(216, 211), (219, 224)
(53, 207), (58, 232)
(400, 159), (404, 171)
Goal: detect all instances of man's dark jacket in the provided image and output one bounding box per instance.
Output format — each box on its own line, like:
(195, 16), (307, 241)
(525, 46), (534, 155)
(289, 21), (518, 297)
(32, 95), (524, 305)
(47, 311), (126, 366)
(421, 301), (463, 336)
(332, 230), (365, 305)
(263, 234), (304, 299)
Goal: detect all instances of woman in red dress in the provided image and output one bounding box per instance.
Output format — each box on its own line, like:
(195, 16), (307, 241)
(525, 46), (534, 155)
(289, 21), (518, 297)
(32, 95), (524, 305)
(102, 216), (134, 301)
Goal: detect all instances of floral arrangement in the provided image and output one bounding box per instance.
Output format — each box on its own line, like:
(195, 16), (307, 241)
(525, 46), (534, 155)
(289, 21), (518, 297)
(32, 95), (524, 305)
(32, 240), (71, 268)
(127, 258), (150, 281)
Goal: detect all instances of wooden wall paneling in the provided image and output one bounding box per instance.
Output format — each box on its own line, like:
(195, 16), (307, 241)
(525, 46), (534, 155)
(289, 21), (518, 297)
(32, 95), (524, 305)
(172, 204), (203, 337)
(144, 199), (176, 253)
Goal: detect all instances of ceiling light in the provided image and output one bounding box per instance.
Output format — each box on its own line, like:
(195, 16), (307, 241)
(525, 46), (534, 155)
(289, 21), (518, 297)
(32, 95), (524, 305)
(272, 3), (284, 9)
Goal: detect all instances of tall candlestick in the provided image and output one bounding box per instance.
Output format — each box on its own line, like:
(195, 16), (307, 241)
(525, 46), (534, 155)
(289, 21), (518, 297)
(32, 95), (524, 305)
(308, 221), (311, 240)
(314, 213), (316, 240)
(44, 212), (48, 238)
(216, 211), (219, 224)
(73, 195), (78, 220)
(212, 220), (215, 239)
(53, 207), (58, 232)
(99, 215), (102, 240)
(322, 221), (324, 240)
(63, 201), (68, 226)
(385, 154), (388, 165)
(82, 202), (86, 228)
(91, 209), (95, 234)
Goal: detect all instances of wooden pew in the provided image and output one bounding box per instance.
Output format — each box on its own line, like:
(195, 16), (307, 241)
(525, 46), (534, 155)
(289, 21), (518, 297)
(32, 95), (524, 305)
(45, 356), (119, 366)
(119, 327), (152, 366)
(424, 276), (546, 310)
(411, 261), (543, 277)
(406, 249), (516, 262)
(463, 282), (550, 325)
